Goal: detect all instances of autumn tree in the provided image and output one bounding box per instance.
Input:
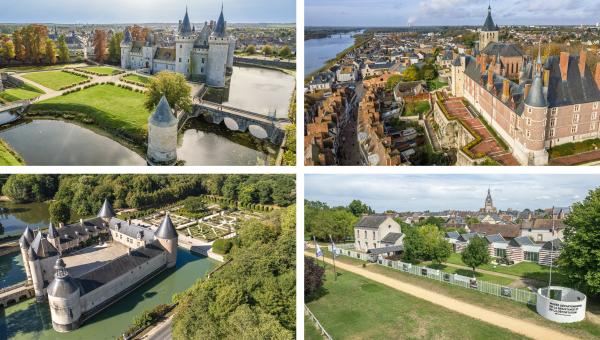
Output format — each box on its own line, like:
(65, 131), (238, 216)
(45, 39), (57, 64)
(12, 30), (25, 62)
(130, 25), (150, 42)
(245, 45), (256, 54)
(57, 34), (69, 63)
(0, 40), (15, 62)
(93, 29), (107, 63)
(262, 45), (273, 56)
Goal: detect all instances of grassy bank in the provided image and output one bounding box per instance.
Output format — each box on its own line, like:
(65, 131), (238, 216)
(549, 138), (600, 159)
(0, 83), (45, 103)
(0, 138), (24, 165)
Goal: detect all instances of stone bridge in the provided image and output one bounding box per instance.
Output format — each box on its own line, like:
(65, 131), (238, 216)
(185, 100), (291, 145)
(0, 282), (34, 308)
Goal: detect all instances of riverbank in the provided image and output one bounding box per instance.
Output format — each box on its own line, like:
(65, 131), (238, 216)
(0, 138), (25, 165)
(306, 31), (371, 80)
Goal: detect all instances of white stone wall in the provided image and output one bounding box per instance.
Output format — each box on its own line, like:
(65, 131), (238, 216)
(20, 248), (32, 281)
(191, 50), (209, 76)
(175, 36), (194, 76)
(49, 290), (81, 330)
(29, 259), (44, 299)
(227, 39), (236, 69)
(207, 38), (229, 87)
(142, 46), (155, 69)
(147, 124), (177, 164)
(79, 251), (167, 314)
(120, 45), (131, 69)
(153, 61), (176, 73)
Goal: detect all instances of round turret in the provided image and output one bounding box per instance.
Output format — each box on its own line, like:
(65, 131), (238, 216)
(147, 96), (178, 165)
(154, 214), (178, 268)
(207, 5), (231, 87)
(48, 258), (81, 332)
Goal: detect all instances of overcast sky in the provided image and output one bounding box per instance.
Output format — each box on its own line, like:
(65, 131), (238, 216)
(0, 0), (295, 24)
(305, 174), (599, 212)
(305, 0), (600, 27)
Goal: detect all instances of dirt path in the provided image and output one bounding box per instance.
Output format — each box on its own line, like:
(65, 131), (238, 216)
(306, 251), (579, 340)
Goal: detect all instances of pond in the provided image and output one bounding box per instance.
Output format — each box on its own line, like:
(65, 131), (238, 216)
(0, 201), (50, 236)
(0, 248), (217, 340)
(0, 252), (26, 289)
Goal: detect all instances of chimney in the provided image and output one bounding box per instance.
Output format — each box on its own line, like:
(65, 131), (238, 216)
(502, 79), (510, 102)
(487, 68), (494, 90)
(524, 83), (531, 99)
(560, 52), (569, 81)
(595, 63), (600, 90)
(543, 69), (550, 88)
(480, 56), (486, 73)
(80, 218), (84, 226)
(490, 55), (496, 68)
(579, 49), (587, 77)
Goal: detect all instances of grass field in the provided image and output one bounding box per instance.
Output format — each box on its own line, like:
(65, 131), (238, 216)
(0, 83), (45, 103)
(549, 138), (600, 158)
(445, 253), (569, 285)
(28, 84), (149, 142)
(22, 70), (88, 90)
(306, 265), (527, 339)
(317, 252), (600, 339)
(82, 66), (121, 75)
(304, 315), (325, 340)
(427, 263), (514, 286)
(0, 139), (24, 165)
(123, 74), (151, 85)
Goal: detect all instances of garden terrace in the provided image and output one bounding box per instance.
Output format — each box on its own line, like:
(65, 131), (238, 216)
(77, 66), (124, 76)
(27, 84), (149, 144)
(0, 83), (45, 103)
(21, 70), (90, 91)
(122, 74), (152, 87)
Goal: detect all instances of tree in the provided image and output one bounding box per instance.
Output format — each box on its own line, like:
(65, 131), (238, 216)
(2, 175), (58, 203)
(57, 35), (69, 63)
(238, 184), (258, 205)
(385, 74), (403, 91)
(12, 30), (24, 62)
(1, 40), (15, 61)
(182, 196), (206, 213)
(278, 45), (292, 59)
(245, 45), (256, 55)
(108, 31), (123, 64)
(305, 257), (325, 299)
(145, 71), (192, 114)
(465, 217), (480, 225)
(93, 29), (107, 63)
(423, 66), (437, 81)
(559, 188), (600, 296)
(402, 65), (420, 81)
(262, 45), (273, 56)
(348, 199), (374, 217)
(49, 200), (70, 224)
(461, 236), (490, 275)
(45, 39), (57, 64)
(305, 207), (357, 242)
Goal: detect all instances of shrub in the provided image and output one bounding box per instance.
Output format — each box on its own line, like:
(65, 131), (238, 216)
(212, 238), (234, 255)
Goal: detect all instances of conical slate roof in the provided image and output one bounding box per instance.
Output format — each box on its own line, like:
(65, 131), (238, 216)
(122, 27), (133, 44)
(482, 5), (497, 32)
(149, 96), (178, 127)
(155, 214), (177, 239)
(524, 74), (547, 108)
(98, 199), (116, 219)
(30, 230), (59, 258)
(27, 246), (38, 260)
(47, 258), (79, 298)
(214, 5), (226, 37)
(19, 235), (30, 249)
(22, 226), (34, 243)
(180, 7), (193, 36)
(47, 221), (59, 239)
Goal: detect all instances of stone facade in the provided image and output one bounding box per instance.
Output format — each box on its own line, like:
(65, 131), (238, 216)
(147, 96), (178, 165)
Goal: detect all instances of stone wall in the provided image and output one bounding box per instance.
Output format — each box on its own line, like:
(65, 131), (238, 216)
(234, 56), (295, 70)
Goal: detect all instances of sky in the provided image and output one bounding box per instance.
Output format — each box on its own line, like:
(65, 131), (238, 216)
(305, 174), (599, 212)
(0, 0), (295, 24)
(305, 0), (600, 27)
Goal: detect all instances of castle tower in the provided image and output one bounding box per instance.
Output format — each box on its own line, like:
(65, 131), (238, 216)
(18, 226), (34, 282)
(142, 31), (156, 70)
(47, 221), (61, 253)
(207, 5), (230, 87)
(98, 198), (116, 223)
(154, 213), (178, 268)
(27, 246), (44, 301)
(451, 56), (465, 97)
(120, 27), (133, 69)
(28, 230), (60, 301)
(147, 96), (178, 165)
(479, 5), (498, 50)
(47, 258), (81, 332)
(175, 7), (195, 76)
(522, 44), (549, 165)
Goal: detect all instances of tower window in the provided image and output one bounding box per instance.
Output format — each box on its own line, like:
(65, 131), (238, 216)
(574, 104), (581, 112)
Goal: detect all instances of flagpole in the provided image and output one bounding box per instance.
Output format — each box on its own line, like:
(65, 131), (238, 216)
(329, 235), (337, 281)
(548, 207), (554, 288)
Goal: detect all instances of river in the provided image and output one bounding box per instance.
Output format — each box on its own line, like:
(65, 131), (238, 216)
(305, 30), (363, 75)
(0, 248), (217, 339)
(0, 201), (50, 236)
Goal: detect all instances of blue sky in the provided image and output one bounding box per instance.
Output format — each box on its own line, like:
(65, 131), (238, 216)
(305, 174), (599, 212)
(0, 0), (295, 24)
(305, 0), (600, 27)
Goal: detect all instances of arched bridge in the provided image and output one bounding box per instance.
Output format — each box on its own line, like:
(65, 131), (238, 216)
(0, 282), (34, 308)
(185, 99), (291, 145)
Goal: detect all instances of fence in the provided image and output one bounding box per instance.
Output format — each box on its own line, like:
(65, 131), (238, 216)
(331, 247), (537, 305)
(305, 305), (333, 340)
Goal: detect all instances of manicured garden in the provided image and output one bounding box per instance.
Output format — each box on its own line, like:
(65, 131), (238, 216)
(0, 83), (45, 103)
(80, 66), (122, 76)
(27, 84), (149, 143)
(306, 265), (527, 339)
(22, 70), (89, 91)
(123, 74), (152, 86)
(427, 78), (448, 90)
(549, 138), (600, 158)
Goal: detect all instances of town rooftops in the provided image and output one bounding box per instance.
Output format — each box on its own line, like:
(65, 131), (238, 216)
(468, 223), (521, 239)
(445, 231), (460, 240)
(458, 232), (482, 242)
(484, 233), (507, 244)
(380, 232), (403, 244)
(520, 218), (565, 231)
(509, 236), (535, 247)
(355, 215), (392, 229)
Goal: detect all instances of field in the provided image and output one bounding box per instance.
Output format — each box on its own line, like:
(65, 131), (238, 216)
(81, 66), (122, 75)
(0, 83), (45, 103)
(28, 84), (149, 142)
(22, 71), (88, 90)
(427, 263), (514, 286)
(306, 265), (527, 339)
(123, 74), (152, 86)
(0, 139), (24, 165)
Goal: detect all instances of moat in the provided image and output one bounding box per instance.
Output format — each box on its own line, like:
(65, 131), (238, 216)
(0, 248), (217, 339)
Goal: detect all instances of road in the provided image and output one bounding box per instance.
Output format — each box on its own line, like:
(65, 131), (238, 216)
(139, 315), (173, 340)
(306, 251), (578, 340)
(337, 81), (365, 165)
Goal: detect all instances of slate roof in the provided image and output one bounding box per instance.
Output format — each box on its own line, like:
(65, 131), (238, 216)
(213, 6), (227, 38)
(484, 233), (507, 243)
(122, 28), (133, 44)
(155, 214), (178, 239)
(380, 232), (403, 244)
(367, 245), (404, 255)
(545, 53), (600, 106)
(19, 235), (30, 249)
(56, 217), (106, 245)
(482, 6), (498, 32)
(355, 215), (391, 229)
(22, 226), (34, 243)
(509, 236), (535, 247)
(47, 222), (60, 239)
(179, 8), (193, 36)
(98, 199), (116, 219)
(149, 96), (178, 127)
(131, 41), (144, 53)
(458, 232), (482, 242)
(542, 238), (563, 250)
(468, 223), (521, 239)
(481, 43), (524, 58)
(30, 230), (59, 258)
(520, 219), (565, 230)
(452, 56), (462, 67)
(109, 218), (155, 243)
(525, 73), (547, 108)
(75, 244), (164, 294)
(47, 258), (79, 298)
(445, 231), (460, 239)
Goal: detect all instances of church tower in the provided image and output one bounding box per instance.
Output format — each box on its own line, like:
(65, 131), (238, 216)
(484, 188), (496, 213)
(479, 4), (499, 50)
(207, 5), (231, 87)
(175, 7), (195, 76)
(147, 96), (178, 165)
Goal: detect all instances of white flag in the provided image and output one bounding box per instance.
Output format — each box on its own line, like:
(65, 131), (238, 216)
(316, 243), (323, 258)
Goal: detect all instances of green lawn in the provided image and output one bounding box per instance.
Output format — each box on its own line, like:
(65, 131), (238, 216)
(304, 315), (326, 340)
(28, 84), (149, 142)
(427, 78), (448, 90)
(0, 139), (24, 165)
(82, 66), (121, 75)
(0, 64), (84, 73)
(307, 265), (527, 340)
(445, 253), (569, 286)
(549, 138), (600, 158)
(123, 74), (151, 85)
(427, 263), (514, 286)
(404, 100), (431, 116)
(22, 70), (88, 90)
(0, 83), (45, 103)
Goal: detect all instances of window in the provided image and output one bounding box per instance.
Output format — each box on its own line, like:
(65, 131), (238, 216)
(571, 125), (578, 134)
(594, 102), (599, 109)
(180, 44), (182, 48)
(372, 231), (376, 240)
(528, 107), (532, 114)
(573, 114), (580, 124)
(526, 129), (531, 138)
(356, 230), (359, 238)
(551, 107), (558, 116)
(550, 118), (556, 127)
(526, 118), (531, 126)
(494, 248), (506, 258)
(524, 251), (539, 262)
(179, 58), (182, 62)
(549, 128), (555, 137)
(574, 104), (581, 112)
(592, 122), (597, 131)
(388, 224), (391, 229)
(592, 112), (598, 120)
(364, 231), (367, 239)
(537, 234), (543, 242)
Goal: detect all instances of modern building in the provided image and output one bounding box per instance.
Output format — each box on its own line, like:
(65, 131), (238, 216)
(121, 6), (235, 87)
(19, 199), (178, 332)
(451, 4), (600, 165)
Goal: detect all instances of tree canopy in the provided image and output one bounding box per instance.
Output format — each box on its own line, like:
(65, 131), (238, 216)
(145, 71), (192, 114)
(402, 224), (451, 264)
(2, 175), (58, 203)
(305, 200), (358, 242)
(461, 236), (490, 274)
(348, 199), (374, 217)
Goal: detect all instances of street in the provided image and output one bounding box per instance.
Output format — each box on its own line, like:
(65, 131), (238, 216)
(337, 81), (365, 165)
